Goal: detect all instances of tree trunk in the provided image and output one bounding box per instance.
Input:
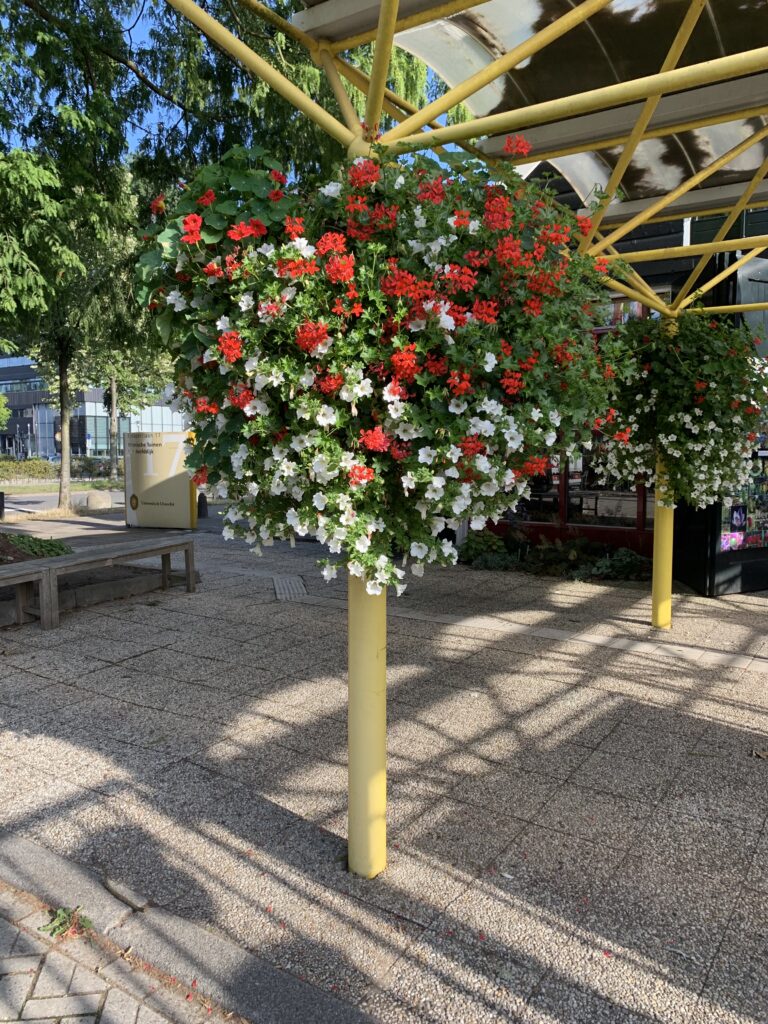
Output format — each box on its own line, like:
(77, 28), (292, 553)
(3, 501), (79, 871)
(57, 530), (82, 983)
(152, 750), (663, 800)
(58, 349), (72, 511)
(109, 375), (119, 481)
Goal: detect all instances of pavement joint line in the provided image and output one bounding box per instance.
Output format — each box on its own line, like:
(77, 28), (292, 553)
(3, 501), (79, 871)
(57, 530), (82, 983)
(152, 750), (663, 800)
(286, 585), (763, 672)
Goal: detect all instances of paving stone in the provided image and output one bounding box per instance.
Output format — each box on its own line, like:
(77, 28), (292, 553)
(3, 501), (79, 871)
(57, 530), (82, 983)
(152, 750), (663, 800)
(98, 987), (139, 1024)
(0, 973), (34, 1020)
(20, 991), (103, 1018)
(31, 950), (75, 996)
(0, 956), (40, 976)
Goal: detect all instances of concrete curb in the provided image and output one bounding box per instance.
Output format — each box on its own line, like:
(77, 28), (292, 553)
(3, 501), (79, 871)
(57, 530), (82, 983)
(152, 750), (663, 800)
(0, 830), (372, 1024)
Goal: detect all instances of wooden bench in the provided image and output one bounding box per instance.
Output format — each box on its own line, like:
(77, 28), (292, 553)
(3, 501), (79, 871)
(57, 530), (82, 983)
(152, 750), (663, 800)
(0, 562), (57, 630)
(0, 537), (196, 630)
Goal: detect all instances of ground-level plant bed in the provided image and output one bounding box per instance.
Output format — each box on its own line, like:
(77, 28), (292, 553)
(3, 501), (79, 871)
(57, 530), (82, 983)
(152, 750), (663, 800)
(0, 533), (73, 565)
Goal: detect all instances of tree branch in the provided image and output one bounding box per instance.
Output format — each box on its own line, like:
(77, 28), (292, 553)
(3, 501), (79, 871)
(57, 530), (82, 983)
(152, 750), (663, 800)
(19, 0), (200, 118)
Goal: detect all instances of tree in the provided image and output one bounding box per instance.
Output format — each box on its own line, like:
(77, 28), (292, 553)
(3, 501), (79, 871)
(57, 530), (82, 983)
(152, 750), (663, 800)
(0, 150), (146, 506)
(0, 394), (9, 433)
(4, 1), (431, 191)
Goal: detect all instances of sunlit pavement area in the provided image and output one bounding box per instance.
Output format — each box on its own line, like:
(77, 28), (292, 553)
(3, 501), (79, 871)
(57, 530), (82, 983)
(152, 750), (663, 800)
(2, 519), (768, 1023)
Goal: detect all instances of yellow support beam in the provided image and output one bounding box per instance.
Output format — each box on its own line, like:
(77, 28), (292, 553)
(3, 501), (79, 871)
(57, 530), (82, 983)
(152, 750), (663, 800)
(601, 233), (768, 264)
(652, 458), (674, 629)
(381, 0), (614, 144)
(677, 247), (767, 311)
(235, 0), (318, 51)
(317, 49), (363, 134)
(165, 0), (356, 149)
(591, 126), (768, 254)
(334, 55), (491, 162)
(603, 277), (674, 317)
(328, 0), (488, 53)
(672, 154), (768, 309)
(503, 103), (768, 166)
(690, 302), (768, 315)
(347, 574), (387, 878)
(364, 0), (401, 138)
(580, 0), (707, 251)
(386, 45), (768, 153)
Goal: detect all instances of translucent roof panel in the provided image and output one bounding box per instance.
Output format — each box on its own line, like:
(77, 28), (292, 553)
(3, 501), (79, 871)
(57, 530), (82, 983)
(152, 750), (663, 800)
(294, 0), (768, 212)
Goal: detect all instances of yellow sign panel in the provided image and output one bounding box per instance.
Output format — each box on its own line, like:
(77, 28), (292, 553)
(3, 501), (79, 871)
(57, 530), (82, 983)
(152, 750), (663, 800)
(124, 432), (197, 529)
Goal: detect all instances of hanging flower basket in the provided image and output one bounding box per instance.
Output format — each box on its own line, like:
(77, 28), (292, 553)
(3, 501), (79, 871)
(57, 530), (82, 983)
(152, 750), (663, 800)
(597, 313), (768, 508)
(137, 144), (624, 592)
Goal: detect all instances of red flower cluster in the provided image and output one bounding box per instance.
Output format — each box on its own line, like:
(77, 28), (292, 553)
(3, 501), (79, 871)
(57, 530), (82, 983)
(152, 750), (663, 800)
(270, 169), (287, 185)
(418, 176), (446, 205)
(390, 343), (420, 383)
(472, 299), (498, 324)
(197, 189), (216, 207)
(203, 261), (224, 278)
(359, 426), (391, 452)
(192, 467), (208, 485)
(348, 159), (380, 190)
(180, 213), (203, 244)
(284, 216), (305, 239)
(503, 134), (532, 157)
(326, 253), (355, 284)
(228, 384), (254, 410)
(459, 435), (486, 457)
(519, 457), (549, 478)
(448, 370), (473, 396)
(227, 218), (267, 241)
(295, 321), (329, 353)
(316, 372), (344, 395)
(150, 194), (166, 216)
(316, 232), (347, 254)
(196, 397), (219, 415)
(218, 330), (243, 363)
(349, 465), (375, 487)
(500, 370), (524, 396)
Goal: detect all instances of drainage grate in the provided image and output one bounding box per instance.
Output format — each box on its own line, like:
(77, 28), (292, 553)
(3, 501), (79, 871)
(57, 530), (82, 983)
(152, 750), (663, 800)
(273, 574), (308, 601)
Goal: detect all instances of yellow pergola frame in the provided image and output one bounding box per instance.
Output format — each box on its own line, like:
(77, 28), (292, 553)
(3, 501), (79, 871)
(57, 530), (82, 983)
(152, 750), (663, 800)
(163, 0), (768, 874)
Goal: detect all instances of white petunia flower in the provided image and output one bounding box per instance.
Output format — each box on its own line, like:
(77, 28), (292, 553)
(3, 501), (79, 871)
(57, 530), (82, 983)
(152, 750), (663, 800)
(313, 493), (327, 510)
(483, 352), (497, 372)
(166, 289), (188, 312)
(366, 580), (383, 596)
(320, 181), (342, 197)
(418, 447), (436, 464)
(316, 405), (336, 427)
(322, 564), (338, 581)
(239, 292), (254, 311)
(216, 315), (232, 331)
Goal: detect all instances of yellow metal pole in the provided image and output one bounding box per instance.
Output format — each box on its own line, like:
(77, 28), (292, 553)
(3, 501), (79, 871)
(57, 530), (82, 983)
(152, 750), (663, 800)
(503, 104), (768, 166)
(329, 0), (488, 53)
(348, 573), (387, 878)
(334, 55), (491, 161)
(652, 317), (678, 630)
(580, 0), (707, 251)
(381, 0), (614, 144)
(235, 0), (319, 51)
(317, 50), (363, 133)
(591, 128), (768, 254)
(365, 0), (400, 137)
(164, 0), (356, 149)
(601, 233), (768, 264)
(386, 45), (768, 153)
(672, 154), (768, 309)
(603, 277), (674, 317)
(652, 458), (675, 629)
(677, 247), (767, 311)
(690, 301), (768, 315)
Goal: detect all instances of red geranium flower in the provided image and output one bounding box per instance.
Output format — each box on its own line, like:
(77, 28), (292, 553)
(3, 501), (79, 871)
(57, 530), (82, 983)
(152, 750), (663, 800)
(218, 330), (243, 363)
(197, 189), (216, 207)
(180, 213), (203, 244)
(295, 321), (329, 353)
(359, 426), (391, 452)
(349, 465), (375, 487)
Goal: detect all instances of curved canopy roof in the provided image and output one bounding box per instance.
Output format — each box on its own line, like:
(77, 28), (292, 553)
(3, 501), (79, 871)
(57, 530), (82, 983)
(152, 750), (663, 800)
(294, 0), (768, 219)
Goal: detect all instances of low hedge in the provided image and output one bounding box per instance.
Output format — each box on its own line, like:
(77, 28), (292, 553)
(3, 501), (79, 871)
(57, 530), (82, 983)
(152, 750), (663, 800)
(0, 457), (58, 480)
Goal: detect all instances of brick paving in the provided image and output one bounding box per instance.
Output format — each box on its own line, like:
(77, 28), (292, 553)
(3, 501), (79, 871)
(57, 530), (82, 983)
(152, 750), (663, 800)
(0, 894), (175, 1024)
(1, 515), (768, 1022)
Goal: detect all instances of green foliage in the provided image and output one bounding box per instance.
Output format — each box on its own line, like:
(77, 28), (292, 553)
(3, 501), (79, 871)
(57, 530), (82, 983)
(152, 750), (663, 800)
(599, 314), (768, 507)
(0, 457), (58, 480)
(0, 394), (9, 431)
(458, 529), (506, 564)
(2, 533), (73, 558)
(571, 546), (651, 582)
(39, 905), (92, 939)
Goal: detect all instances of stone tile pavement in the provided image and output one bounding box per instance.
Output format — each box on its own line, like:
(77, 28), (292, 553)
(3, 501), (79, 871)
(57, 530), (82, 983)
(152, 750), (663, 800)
(1, 515), (768, 1022)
